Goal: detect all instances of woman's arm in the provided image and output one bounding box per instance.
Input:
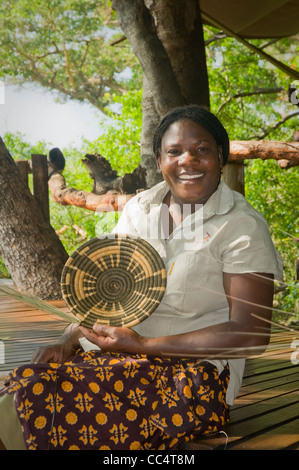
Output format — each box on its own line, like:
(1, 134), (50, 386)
(80, 272), (274, 359)
(32, 323), (84, 363)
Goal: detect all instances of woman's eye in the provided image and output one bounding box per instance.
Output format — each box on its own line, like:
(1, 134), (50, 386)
(168, 149), (180, 156)
(198, 147), (207, 152)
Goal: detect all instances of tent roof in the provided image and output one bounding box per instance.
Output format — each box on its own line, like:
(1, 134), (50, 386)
(200, 0), (299, 38)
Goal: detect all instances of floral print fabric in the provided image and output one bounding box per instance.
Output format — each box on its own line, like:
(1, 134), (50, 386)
(1, 350), (230, 450)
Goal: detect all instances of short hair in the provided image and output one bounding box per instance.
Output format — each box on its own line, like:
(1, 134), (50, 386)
(153, 105), (230, 165)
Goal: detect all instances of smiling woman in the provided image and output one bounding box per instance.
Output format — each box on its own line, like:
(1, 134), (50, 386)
(158, 120), (223, 207)
(154, 105), (229, 227)
(0, 105), (283, 451)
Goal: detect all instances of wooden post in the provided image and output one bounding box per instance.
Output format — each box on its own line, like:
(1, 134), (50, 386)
(15, 160), (30, 187)
(222, 162), (245, 195)
(31, 154), (50, 223)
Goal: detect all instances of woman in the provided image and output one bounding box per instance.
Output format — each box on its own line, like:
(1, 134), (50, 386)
(0, 105), (283, 450)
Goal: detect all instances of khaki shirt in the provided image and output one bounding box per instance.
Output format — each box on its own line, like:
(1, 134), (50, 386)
(112, 181), (283, 405)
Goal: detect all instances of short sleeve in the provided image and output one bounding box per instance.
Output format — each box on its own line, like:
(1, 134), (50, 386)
(220, 213), (283, 281)
(112, 197), (140, 236)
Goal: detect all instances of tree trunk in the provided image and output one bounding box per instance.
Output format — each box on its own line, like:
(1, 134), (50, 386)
(112, 0), (185, 117)
(0, 138), (68, 299)
(145, 0), (210, 107)
(140, 76), (163, 188)
(112, 0), (210, 189)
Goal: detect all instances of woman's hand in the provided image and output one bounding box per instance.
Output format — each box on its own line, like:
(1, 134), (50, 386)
(31, 342), (75, 364)
(31, 323), (83, 364)
(79, 324), (144, 354)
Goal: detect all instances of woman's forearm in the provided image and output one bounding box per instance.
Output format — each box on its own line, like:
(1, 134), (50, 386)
(138, 320), (270, 359)
(80, 317), (271, 360)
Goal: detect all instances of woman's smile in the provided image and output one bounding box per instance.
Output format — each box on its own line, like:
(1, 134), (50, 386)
(177, 171), (204, 182)
(158, 118), (223, 207)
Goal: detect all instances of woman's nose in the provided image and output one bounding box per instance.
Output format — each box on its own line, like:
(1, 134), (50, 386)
(178, 151), (197, 165)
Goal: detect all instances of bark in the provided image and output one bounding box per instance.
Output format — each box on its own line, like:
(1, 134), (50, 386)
(48, 165), (134, 212)
(0, 138), (68, 299)
(112, 0), (185, 117)
(228, 141), (299, 163)
(278, 131), (299, 168)
(277, 159), (299, 169)
(140, 76), (163, 188)
(82, 153), (146, 194)
(145, 0), (210, 107)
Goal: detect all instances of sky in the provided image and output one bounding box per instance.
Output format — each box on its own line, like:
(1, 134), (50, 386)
(0, 82), (103, 149)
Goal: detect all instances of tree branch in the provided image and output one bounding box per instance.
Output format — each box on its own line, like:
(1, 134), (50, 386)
(229, 140), (299, 163)
(250, 111), (299, 140)
(48, 167), (134, 212)
(217, 87), (284, 114)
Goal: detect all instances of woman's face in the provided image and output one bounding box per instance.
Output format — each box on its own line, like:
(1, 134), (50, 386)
(157, 118), (223, 207)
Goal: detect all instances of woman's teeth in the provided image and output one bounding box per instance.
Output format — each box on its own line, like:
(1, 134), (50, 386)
(178, 173), (203, 180)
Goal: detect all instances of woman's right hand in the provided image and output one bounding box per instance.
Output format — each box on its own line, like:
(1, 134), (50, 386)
(31, 342), (75, 364)
(31, 323), (83, 364)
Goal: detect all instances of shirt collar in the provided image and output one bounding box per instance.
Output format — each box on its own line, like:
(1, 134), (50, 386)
(202, 181), (235, 220)
(138, 180), (234, 219)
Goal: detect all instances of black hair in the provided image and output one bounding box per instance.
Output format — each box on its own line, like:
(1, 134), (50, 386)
(153, 104), (230, 165)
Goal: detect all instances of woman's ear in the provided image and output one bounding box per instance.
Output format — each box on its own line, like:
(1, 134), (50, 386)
(218, 146), (224, 169)
(157, 153), (162, 173)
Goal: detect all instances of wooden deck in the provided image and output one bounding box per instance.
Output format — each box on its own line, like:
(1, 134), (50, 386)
(0, 280), (298, 450)
(183, 329), (299, 450)
(0, 280), (69, 381)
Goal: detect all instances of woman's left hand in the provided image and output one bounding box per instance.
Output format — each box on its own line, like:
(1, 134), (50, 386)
(79, 324), (144, 353)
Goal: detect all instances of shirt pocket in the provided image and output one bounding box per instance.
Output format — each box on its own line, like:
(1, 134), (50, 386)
(161, 253), (187, 313)
(183, 251), (226, 314)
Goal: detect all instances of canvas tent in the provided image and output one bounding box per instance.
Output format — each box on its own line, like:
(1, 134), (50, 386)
(200, 0), (299, 38)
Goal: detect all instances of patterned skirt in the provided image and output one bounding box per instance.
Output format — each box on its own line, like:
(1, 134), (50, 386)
(1, 350), (230, 450)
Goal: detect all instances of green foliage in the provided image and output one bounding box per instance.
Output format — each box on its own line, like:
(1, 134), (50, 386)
(3, 131), (49, 159)
(0, 0), (141, 111)
(204, 28), (299, 141)
(0, 258), (10, 278)
(82, 90), (143, 175)
(245, 159), (299, 322)
(1, 90), (142, 262)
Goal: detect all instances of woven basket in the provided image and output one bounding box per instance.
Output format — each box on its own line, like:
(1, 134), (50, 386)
(61, 234), (167, 328)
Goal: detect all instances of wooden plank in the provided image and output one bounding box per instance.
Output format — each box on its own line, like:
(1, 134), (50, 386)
(228, 416), (299, 450)
(0, 284), (69, 373)
(230, 388), (299, 422)
(222, 162), (244, 194)
(243, 359), (293, 378)
(187, 398), (299, 450)
(238, 365), (298, 397)
(15, 159), (30, 188)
